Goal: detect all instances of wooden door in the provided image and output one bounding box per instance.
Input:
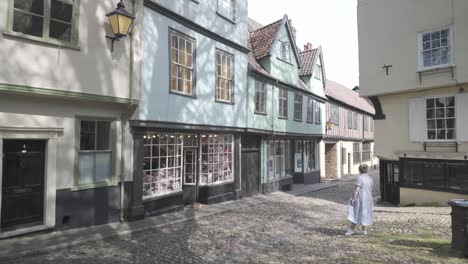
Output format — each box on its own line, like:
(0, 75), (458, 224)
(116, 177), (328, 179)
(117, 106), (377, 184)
(183, 149), (198, 204)
(1, 140), (46, 230)
(241, 150), (260, 197)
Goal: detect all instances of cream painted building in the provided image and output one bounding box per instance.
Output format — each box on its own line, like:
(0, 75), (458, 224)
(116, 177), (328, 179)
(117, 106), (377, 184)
(319, 81), (378, 180)
(358, 0), (468, 205)
(0, 0), (141, 237)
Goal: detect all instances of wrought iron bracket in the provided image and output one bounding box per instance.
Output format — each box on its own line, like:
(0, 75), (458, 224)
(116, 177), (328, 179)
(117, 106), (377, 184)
(106, 36), (121, 52)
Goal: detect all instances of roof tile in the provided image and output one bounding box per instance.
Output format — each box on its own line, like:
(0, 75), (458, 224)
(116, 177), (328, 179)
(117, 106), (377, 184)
(325, 80), (375, 115)
(299, 49), (318, 76)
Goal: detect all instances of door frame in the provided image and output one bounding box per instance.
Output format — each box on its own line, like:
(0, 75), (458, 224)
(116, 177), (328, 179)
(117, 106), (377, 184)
(0, 127), (61, 238)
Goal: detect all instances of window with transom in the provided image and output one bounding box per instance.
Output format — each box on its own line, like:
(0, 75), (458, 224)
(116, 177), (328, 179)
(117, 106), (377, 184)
(170, 31), (194, 96)
(216, 50), (234, 103)
(9, 0), (79, 46)
(426, 96), (455, 140)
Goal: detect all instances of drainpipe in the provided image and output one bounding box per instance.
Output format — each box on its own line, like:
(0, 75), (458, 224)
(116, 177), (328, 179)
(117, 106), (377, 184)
(120, 0), (137, 223)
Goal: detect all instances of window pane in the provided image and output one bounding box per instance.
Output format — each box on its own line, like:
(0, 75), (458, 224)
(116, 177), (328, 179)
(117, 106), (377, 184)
(427, 120), (436, 129)
(436, 97), (445, 107)
(426, 109), (435, 119)
(432, 49), (441, 65)
(436, 109), (445, 118)
(14, 0), (44, 15)
(426, 99), (435, 108)
(13, 11), (43, 37)
(436, 119), (445, 129)
(96, 121), (111, 150)
(428, 130), (436, 139)
(422, 33), (430, 42)
(447, 119), (455, 129)
(49, 20), (71, 42)
(95, 152), (111, 182)
(423, 51), (431, 67)
(50, 0), (73, 22)
(79, 153), (95, 185)
(437, 129), (446, 139)
(80, 120), (96, 150)
(447, 129), (456, 139)
(446, 97), (455, 107)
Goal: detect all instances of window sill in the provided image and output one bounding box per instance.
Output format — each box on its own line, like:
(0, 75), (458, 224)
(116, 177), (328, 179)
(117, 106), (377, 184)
(199, 180), (234, 187)
(215, 99), (235, 105)
(278, 116), (288, 120)
(417, 64), (455, 73)
(3, 31), (80, 51)
(216, 12), (236, 25)
(254, 111), (268, 116)
(277, 57), (294, 66)
(294, 118), (303, 122)
(72, 181), (118, 191)
(169, 90), (197, 99)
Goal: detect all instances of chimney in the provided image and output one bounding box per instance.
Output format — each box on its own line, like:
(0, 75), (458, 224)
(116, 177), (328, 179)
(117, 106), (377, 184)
(303, 43), (313, 51)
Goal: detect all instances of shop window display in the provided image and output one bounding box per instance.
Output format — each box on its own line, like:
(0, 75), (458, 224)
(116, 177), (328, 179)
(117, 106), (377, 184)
(200, 134), (234, 185)
(142, 133), (183, 199)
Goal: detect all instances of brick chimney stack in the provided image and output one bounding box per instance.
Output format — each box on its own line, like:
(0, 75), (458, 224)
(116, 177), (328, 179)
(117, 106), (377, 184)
(303, 43), (313, 51)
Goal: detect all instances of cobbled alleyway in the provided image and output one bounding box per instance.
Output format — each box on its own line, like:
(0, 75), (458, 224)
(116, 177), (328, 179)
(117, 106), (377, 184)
(4, 172), (464, 264)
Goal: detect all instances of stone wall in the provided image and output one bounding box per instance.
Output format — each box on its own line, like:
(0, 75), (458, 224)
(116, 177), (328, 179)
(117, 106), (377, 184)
(325, 143), (338, 179)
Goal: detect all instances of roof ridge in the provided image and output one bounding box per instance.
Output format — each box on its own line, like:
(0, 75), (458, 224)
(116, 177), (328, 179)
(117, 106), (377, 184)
(299, 48), (318, 54)
(250, 18), (283, 33)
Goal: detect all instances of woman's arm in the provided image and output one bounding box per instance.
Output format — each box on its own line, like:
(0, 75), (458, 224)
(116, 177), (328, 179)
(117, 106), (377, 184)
(351, 185), (361, 206)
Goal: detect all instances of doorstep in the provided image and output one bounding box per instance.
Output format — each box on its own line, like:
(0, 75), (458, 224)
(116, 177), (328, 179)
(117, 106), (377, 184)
(0, 181), (336, 260)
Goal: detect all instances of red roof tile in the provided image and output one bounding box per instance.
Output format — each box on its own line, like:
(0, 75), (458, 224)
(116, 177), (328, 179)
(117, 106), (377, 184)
(299, 48), (318, 76)
(249, 18), (283, 60)
(325, 80), (375, 115)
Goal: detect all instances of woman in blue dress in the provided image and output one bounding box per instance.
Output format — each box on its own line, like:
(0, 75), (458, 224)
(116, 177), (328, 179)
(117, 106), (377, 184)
(346, 164), (374, 236)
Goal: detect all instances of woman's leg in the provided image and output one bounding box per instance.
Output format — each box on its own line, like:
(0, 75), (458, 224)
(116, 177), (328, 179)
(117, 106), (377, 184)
(350, 223), (357, 231)
(362, 225), (366, 231)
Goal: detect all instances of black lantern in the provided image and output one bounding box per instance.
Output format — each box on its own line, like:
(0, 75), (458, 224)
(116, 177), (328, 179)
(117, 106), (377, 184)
(106, 0), (136, 52)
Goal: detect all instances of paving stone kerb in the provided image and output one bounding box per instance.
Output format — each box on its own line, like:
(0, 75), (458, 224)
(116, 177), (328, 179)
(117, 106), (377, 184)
(0, 182), (337, 260)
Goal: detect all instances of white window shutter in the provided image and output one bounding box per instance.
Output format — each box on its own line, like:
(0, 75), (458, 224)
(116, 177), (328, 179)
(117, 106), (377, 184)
(408, 97), (426, 142)
(456, 93), (468, 142)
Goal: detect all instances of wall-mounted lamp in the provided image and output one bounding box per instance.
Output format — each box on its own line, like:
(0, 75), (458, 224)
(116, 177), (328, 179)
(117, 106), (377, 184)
(326, 119), (334, 130)
(106, 0), (136, 52)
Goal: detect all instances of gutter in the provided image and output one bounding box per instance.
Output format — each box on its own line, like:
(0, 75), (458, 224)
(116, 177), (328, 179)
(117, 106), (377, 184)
(120, 0), (138, 223)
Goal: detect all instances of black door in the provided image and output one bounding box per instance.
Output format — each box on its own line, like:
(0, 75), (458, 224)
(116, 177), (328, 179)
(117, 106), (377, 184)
(183, 149), (198, 204)
(380, 160), (400, 204)
(1, 140), (46, 230)
(241, 150), (260, 197)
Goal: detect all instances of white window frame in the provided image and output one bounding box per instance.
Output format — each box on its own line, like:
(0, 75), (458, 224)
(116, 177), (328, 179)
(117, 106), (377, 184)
(142, 133), (183, 200)
(426, 96), (456, 141)
(418, 25), (454, 71)
(279, 89), (288, 118)
(200, 134), (234, 186)
(254, 80), (267, 114)
(277, 41), (291, 63)
(217, 0), (235, 21)
(215, 49), (234, 103)
(170, 30), (195, 96)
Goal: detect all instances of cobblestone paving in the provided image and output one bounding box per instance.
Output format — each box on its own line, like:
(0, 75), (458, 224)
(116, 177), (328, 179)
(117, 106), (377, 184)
(7, 173), (464, 264)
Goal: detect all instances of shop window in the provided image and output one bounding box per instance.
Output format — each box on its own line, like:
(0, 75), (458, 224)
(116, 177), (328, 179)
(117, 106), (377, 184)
(362, 143), (371, 162)
(353, 142), (361, 164)
(183, 134), (198, 147)
(402, 159), (468, 192)
(294, 141), (303, 172)
(304, 141), (317, 172)
(9, 0), (79, 46)
(267, 140), (291, 180)
(77, 119), (114, 188)
(200, 134), (234, 185)
(142, 133), (183, 199)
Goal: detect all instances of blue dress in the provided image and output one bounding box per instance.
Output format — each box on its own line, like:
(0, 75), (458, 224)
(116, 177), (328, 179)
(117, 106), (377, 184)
(347, 174), (374, 226)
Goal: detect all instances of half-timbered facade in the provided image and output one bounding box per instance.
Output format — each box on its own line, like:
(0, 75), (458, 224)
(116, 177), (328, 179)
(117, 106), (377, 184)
(320, 81), (378, 179)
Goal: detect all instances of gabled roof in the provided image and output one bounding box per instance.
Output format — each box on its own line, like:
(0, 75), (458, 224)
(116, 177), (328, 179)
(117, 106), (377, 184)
(325, 80), (375, 115)
(249, 18), (283, 60)
(299, 48), (318, 76)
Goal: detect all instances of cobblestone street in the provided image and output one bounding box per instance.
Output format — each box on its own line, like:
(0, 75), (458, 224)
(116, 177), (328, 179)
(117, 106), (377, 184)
(5, 173), (464, 264)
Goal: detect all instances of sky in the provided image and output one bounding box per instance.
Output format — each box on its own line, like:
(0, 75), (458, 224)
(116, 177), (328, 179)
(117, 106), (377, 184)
(248, 0), (359, 88)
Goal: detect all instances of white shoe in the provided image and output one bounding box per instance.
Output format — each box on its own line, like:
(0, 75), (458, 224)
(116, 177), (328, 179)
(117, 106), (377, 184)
(345, 229), (354, 236)
(361, 230), (368, 235)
